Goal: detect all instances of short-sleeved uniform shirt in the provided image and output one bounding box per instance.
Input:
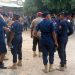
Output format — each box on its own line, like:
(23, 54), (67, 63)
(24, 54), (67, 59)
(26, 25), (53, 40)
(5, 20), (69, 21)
(36, 19), (55, 46)
(56, 19), (73, 43)
(11, 21), (23, 45)
(57, 20), (72, 37)
(0, 17), (7, 53)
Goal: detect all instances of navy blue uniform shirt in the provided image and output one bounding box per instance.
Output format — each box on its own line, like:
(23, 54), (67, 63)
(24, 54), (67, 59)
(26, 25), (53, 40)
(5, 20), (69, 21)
(0, 17), (7, 42)
(0, 17), (7, 53)
(11, 21), (23, 41)
(57, 19), (73, 37)
(36, 19), (55, 45)
(36, 19), (55, 36)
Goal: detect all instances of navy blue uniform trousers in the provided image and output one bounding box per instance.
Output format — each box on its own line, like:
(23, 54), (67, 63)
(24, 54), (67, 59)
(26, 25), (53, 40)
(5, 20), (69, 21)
(58, 37), (68, 67)
(11, 36), (22, 63)
(41, 36), (55, 65)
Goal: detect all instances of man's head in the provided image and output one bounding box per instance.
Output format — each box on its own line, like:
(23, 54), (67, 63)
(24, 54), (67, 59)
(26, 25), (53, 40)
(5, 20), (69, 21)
(42, 12), (51, 19)
(67, 13), (73, 20)
(12, 14), (20, 21)
(59, 12), (66, 20)
(37, 12), (43, 17)
(2, 13), (8, 22)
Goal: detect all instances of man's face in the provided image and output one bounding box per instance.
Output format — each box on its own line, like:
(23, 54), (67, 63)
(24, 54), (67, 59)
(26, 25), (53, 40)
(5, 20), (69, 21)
(60, 15), (64, 19)
(69, 15), (72, 20)
(47, 14), (51, 20)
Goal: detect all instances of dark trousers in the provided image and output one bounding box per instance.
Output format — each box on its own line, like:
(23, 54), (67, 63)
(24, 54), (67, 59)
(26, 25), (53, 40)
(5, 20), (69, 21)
(23, 22), (28, 31)
(41, 38), (55, 65)
(32, 37), (42, 52)
(42, 45), (55, 65)
(11, 38), (22, 63)
(58, 38), (68, 67)
(73, 25), (75, 31)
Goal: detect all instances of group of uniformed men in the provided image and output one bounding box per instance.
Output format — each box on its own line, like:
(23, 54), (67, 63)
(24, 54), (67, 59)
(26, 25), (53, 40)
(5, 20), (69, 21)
(0, 13), (23, 69)
(31, 11), (73, 73)
(0, 11), (74, 73)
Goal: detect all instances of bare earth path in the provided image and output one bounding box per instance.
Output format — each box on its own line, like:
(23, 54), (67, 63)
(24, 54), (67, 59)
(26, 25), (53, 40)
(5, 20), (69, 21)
(0, 31), (75, 75)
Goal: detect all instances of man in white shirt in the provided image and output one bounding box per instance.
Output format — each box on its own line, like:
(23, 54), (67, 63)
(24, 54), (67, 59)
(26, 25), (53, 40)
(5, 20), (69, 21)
(31, 12), (43, 57)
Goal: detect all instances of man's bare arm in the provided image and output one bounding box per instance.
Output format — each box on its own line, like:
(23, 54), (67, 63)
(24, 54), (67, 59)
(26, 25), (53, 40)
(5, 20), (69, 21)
(52, 31), (58, 48)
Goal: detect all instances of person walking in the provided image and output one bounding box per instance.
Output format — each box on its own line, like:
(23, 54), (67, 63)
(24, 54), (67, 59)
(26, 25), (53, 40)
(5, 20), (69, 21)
(0, 13), (10, 69)
(56, 12), (73, 71)
(7, 14), (23, 69)
(31, 12), (43, 57)
(35, 12), (58, 73)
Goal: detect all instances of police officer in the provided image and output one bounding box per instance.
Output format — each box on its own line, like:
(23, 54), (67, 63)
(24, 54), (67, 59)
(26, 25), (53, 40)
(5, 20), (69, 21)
(2, 13), (9, 60)
(66, 13), (73, 30)
(35, 12), (58, 73)
(57, 12), (73, 71)
(0, 13), (10, 69)
(7, 14), (23, 69)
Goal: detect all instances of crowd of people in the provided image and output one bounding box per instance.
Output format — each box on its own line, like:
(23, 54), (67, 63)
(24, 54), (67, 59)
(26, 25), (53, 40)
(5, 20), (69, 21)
(31, 11), (74, 73)
(0, 12), (23, 69)
(0, 10), (74, 74)
(0, 11), (35, 69)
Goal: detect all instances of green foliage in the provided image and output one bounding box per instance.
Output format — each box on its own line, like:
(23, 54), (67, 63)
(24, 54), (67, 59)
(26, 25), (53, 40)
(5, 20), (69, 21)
(23, 0), (38, 15)
(23, 0), (75, 15)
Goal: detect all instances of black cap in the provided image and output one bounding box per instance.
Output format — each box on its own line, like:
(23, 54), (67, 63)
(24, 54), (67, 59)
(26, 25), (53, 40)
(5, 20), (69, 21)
(13, 14), (20, 20)
(59, 12), (65, 16)
(2, 13), (8, 17)
(42, 11), (50, 17)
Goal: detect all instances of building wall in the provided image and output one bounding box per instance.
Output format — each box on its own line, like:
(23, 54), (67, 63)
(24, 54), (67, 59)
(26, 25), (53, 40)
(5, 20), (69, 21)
(0, 0), (18, 3)
(0, 0), (10, 2)
(0, 0), (23, 6)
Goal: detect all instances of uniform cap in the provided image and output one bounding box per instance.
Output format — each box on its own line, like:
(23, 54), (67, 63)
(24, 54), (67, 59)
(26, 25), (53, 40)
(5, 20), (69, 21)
(59, 12), (66, 16)
(2, 13), (8, 17)
(13, 14), (20, 20)
(42, 12), (49, 17)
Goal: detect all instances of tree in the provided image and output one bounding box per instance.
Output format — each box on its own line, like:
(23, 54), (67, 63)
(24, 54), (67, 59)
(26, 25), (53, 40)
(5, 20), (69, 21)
(23, 0), (38, 15)
(23, 0), (75, 15)
(71, 0), (75, 9)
